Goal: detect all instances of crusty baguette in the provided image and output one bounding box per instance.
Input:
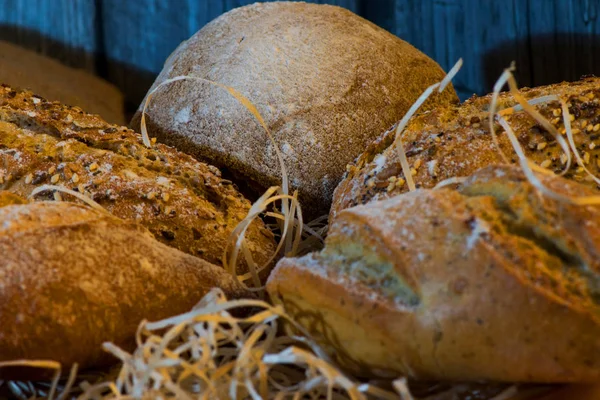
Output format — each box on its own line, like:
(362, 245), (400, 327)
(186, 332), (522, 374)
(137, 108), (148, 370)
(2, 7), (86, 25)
(0, 200), (249, 379)
(131, 1), (457, 218)
(331, 77), (600, 221)
(268, 165), (600, 383)
(0, 85), (275, 277)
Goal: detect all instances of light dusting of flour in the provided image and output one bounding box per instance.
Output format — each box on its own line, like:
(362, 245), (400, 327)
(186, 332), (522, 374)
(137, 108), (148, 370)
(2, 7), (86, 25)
(371, 154), (387, 174)
(465, 218), (490, 251)
(174, 106), (192, 125)
(281, 142), (294, 156)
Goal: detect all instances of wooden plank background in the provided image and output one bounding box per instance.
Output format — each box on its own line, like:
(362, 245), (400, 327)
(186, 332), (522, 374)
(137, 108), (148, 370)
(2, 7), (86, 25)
(0, 0), (599, 109)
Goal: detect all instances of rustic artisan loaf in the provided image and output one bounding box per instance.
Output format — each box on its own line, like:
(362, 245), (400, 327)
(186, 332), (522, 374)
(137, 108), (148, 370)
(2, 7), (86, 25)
(332, 77), (600, 220)
(0, 200), (249, 379)
(0, 85), (275, 276)
(131, 1), (458, 218)
(0, 40), (125, 125)
(268, 165), (600, 383)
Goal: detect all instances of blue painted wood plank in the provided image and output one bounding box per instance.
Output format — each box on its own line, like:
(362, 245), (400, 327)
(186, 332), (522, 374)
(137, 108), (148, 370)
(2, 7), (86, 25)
(528, 0), (600, 87)
(0, 0), (98, 70)
(378, 0), (530, 100)
(461, 0), (530, 96)
(4, 0), (599, 108)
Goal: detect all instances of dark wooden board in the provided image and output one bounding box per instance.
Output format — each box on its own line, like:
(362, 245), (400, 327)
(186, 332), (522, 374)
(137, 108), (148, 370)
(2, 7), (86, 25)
(375, 0), (530, 99)
(527, 0), (600, 88)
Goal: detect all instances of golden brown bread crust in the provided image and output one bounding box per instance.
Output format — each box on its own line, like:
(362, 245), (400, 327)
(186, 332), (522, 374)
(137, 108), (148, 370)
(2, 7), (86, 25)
(0, 85), (275, 276)
(0, 191), (25, 207)
(331, 77), (600, 221)
(268, 165), (600, 383)
(0, 201), (249, 379)
(131, 2), (458, 218)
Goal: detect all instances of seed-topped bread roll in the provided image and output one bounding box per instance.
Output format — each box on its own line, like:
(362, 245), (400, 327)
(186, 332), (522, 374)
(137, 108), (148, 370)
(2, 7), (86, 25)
(132, 1), (457, 218)
(331, 77), (600, 221)
(0, 199), (249, 379)
(0, 85), (275, 277)
(268, 165), (600, 383)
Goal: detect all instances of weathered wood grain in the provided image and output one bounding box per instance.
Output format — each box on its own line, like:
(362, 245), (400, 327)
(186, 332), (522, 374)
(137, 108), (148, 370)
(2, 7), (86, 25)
(0, 0), (599, 105)
(0, 0), (97, 71)
(374, 0), (530, 100)
(527, 0), (600, 88)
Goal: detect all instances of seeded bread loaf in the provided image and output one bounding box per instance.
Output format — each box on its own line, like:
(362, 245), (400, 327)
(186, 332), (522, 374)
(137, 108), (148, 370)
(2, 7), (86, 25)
(0, 85), (275, 276)
(268, 165), (600, 382)
(0, 199), (249, 379)
(132, 1), (457, 218)
(331, 77), (600, 221)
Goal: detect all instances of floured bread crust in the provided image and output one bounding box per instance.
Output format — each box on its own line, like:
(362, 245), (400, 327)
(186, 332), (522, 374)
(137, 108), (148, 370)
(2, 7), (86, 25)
(269, 165), (600, 382)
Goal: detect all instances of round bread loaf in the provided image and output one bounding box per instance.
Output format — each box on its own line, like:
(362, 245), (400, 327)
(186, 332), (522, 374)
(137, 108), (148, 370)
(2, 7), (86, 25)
(131, 1), (457, 218)
(0, 199), (249, 379)
(268, 165), (600, 383)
